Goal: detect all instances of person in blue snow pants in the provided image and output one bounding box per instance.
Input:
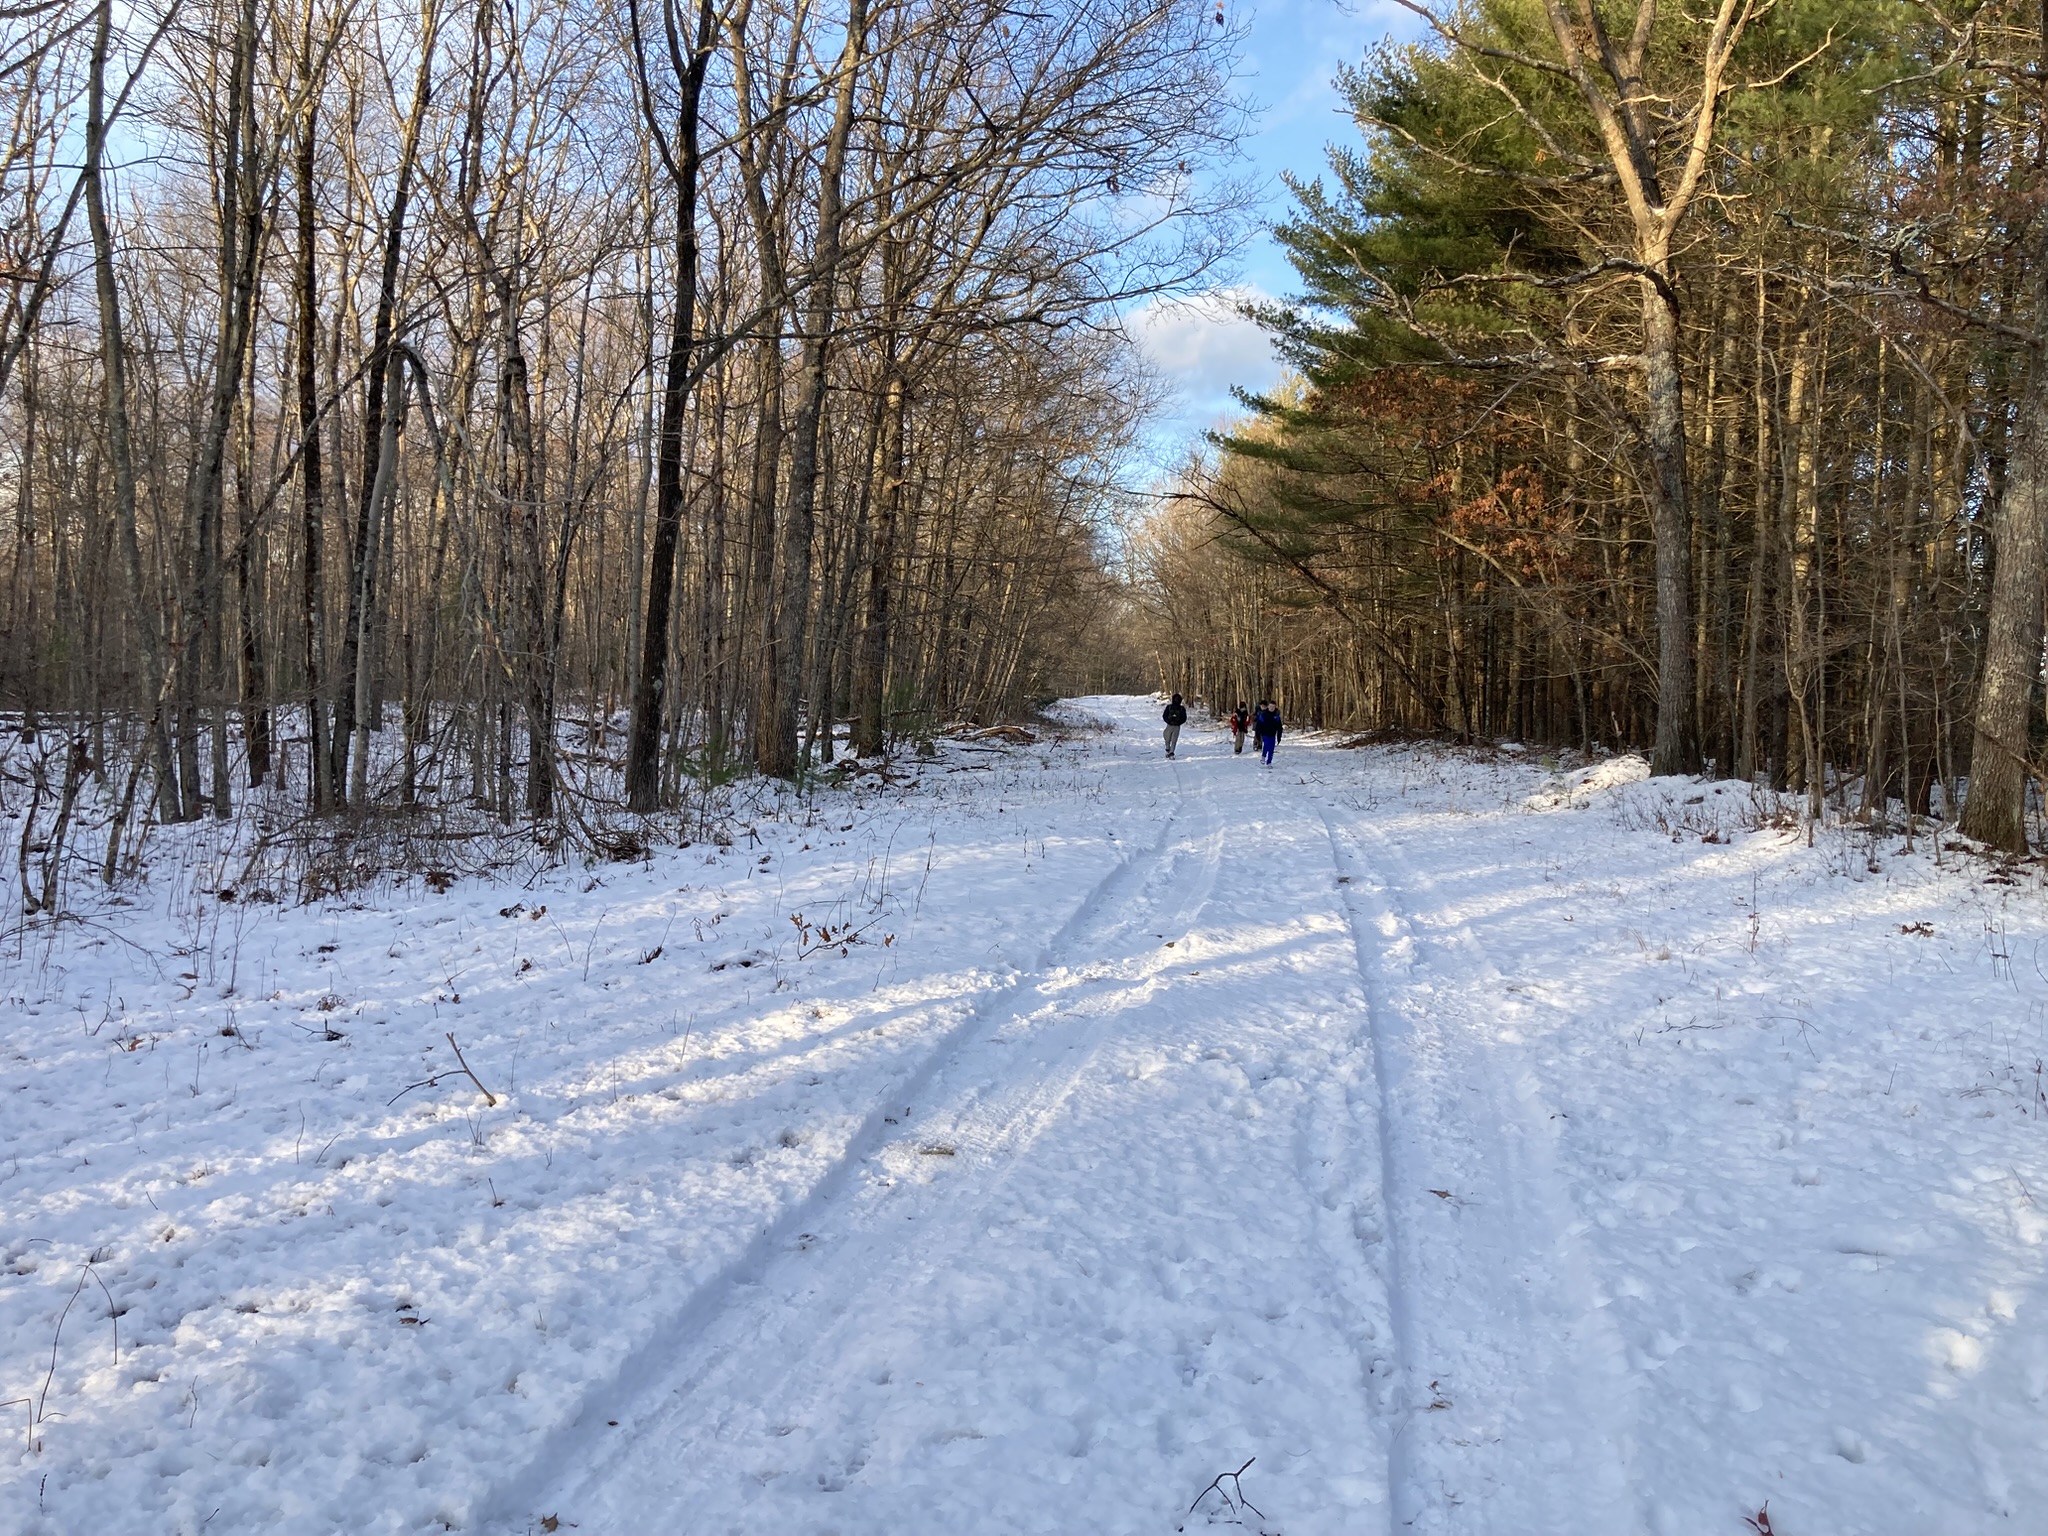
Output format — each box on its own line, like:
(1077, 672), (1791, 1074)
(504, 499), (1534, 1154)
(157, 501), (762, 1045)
(1253, 700), (1282, 765)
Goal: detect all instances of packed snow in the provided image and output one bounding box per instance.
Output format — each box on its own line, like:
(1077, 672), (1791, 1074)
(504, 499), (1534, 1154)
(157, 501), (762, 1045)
(4, 696), (2047, 1535)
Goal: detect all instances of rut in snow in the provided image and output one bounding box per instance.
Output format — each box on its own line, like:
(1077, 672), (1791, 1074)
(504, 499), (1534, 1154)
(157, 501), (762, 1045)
(507, 732), (1399, 1534)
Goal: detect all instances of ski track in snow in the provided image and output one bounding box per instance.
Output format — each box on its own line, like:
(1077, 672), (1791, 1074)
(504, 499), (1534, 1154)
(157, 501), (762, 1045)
(1327, 812), (1640, 1533)
(513, 735), (1398, 1534)
(9, 695), (2048, 1535)
(481, 777), (1199, 1526)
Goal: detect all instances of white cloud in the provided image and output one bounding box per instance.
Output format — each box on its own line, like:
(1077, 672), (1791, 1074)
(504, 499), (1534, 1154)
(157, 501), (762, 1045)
(1128, 286), (1283, 421)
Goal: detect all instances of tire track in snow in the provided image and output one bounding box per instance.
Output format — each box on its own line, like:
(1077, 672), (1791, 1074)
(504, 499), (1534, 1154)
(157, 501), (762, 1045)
(1319, 806), (1423, 1531)
(1329, 806), (1643, 1533)
(513, 746), (1399, 1532)
(927, 768), (1227, 1175)
(483, 794), (1194, 1528)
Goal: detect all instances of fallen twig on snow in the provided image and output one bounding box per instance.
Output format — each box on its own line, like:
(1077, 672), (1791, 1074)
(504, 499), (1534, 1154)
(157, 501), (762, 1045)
(1180, 1456), (1264, 1529)
(30, 1262), (118, 1451)
(388, 1033), (499, 1107)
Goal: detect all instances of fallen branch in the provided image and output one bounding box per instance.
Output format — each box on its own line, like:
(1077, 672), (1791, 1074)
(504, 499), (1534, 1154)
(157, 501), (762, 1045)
(1181, 1456), (1263, 1529)
(32, 1262), (118, 1452)
(388, 1035), (499, 1108)
(444, 1032), (498, 1106)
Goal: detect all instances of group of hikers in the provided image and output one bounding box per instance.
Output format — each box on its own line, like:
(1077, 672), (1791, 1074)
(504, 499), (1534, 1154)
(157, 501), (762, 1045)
(1159, 695), (1283, 765)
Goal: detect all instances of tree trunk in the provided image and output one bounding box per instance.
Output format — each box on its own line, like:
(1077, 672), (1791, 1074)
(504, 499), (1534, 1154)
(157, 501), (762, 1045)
(853, 368), (905, 756)
(333, 5), (437, 805)
(1641, 279), (1700, 775)
(1959, 342), (2048, 853)
(1781, 323), (1825, 819)
(236, 357), (271, 786)
(83, 0), (180, 830)
(295, 83), (332, 811)
(180, 0), (265, 821)
(349, 387), (403, 806)
(757, 0), (869, 780)
(624, 0), (716, 811)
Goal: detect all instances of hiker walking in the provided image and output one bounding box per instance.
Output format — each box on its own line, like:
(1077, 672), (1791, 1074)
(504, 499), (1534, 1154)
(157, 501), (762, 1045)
(1161, 693), (1188, 758)
(1252, 699), (1282, 766)
(1228, 702), (1249, 755)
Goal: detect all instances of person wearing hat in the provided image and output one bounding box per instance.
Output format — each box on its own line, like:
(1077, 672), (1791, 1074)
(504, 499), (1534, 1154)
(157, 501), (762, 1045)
(1161, 693), (1188, 758)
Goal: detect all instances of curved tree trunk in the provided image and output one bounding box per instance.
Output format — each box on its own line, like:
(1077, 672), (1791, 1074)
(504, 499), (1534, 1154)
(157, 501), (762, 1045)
(333, 1), (438, 806)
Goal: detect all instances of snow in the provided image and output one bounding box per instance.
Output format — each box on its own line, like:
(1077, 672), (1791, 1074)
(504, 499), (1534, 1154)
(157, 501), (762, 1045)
(5, 697), (2048, 1535)
(1522, 750), (1651, 809)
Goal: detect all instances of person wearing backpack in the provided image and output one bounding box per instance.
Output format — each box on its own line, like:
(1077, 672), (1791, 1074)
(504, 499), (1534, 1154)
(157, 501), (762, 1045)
(1161, 693), (1188, 758)
(1228, 703), (1249, 755)
(1252, 700), (1282, 765)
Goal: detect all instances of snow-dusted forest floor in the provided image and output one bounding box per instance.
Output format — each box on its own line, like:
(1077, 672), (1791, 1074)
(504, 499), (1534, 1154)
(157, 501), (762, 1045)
(4, 697), (2047, 1535)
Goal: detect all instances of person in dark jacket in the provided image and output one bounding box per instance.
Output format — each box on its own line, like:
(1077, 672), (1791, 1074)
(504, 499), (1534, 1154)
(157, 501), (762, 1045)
(1161, 693), (1188, 758)
(1228, 703), (1249, 754)
(1252, 700), (1282, 765)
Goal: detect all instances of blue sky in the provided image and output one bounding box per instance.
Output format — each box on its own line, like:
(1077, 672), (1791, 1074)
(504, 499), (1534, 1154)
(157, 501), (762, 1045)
(1128, 0), (1423, 461)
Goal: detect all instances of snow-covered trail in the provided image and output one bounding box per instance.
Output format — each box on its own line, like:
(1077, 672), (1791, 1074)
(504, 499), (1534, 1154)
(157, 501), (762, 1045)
(507, 699), (1665, 1535)
(1328, 813), (1641, 1533)
(14, 695), (2048, 1535)
(509, 712), (1404, 1533)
